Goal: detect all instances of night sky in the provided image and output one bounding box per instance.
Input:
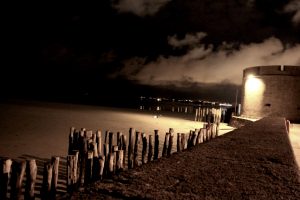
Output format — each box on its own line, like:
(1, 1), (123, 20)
(2, 0), (300, 104)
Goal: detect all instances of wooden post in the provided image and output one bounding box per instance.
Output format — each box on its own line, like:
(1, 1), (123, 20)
(167, 132), (173, 156)
(98, 156), (105, 180)
(25, 159), (37, 200)
(73, 130), (79, 151)
(108, 153), (115, 177)
(79, 134), (86, 186)
(117, 132), (123, 150)
(113, 146), (118, 173)
(192, 130), (197, 146)
(92, 147), (100, 181)
(79, 131), (87, 157)
(181, 133), (186, 150)
(116, 150), (124, 173)
(103, 143), (109, 176)
(96, 130), (102, 156)
(202, 128), (207, 142)
(196, 129), (201, 144)
(41, 162), (52, 199)
(72, 150), (79, 184)
(177, 133), (181, 152)
(109, 132), (114, 153)
(69, 127), (75, 154)
(286, 120), (290, 134)
(50, 157), (59, 198)
(0, 158), (12, 200)
(11, 160), (26, 200)
(128, 128), (135, 169)
(154, 130), (159, 160)
(148, 135), (153, 162)
(92, 142), (99, 158)
(121, 135), (127, 167)
(212, 123), (217, 138)
(66, 156), (75, 193)
(104, 131), (109, 144)
(85, 151), (93, 184)
(216, 122), (220, 137)
(86, 130), (93, 140)
(209, 124), (213, 140)
(134, 131), (141, 167)
(142, 133), (147, 164)
(162, 133), (169, 157)
(187, 130), (192, 149)
(92, 132), (96, 144)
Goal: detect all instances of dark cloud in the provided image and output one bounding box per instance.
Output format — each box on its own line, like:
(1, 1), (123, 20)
(284, 0), (300, 25)
(112, 0), (172, 16)
(116, 36), (300, 86)
(168, 32), (207, 49)
(2, 0), (300, 102)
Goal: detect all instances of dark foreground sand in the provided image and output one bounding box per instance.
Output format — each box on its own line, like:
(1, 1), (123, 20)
(73, 118), (300, 199)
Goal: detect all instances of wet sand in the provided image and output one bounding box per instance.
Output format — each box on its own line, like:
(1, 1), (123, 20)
(0, 100), (233, 159)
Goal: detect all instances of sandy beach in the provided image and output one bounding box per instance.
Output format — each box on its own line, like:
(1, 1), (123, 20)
(0, 100), (234, 160)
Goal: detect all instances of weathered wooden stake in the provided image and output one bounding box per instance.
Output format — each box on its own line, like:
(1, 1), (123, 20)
(85, 151), (93, 184)
(142, 133), (147, 164)
(50, 157), (60, 198)
(108, 153), (115, 177)
(167, 132), (173, 156)
(98, 156), (105, 180)
(148, 135), (153, 162)
(113, 146), (118, 173)
(177, 133), (181, 152)
(79, 131), (88, 157)
(96, 130), (102, 156)
(187, 130), (192, 148)
(117, 132), (123, 150)
(104, 131), (109, 144)
(86, 130), (93, 140)
(92, 154), (100, 181)
(41, 162), (52, 199)
(25, 159), (37, 200)
(216, 122), (220, 137)
(73, 130), (79, 151)
(92, 142), (99, 158)
(154, 130), (159, 160)
(134, 131), (141, 167)
(116, 150), (124, 172)
(72, 150), (79, 183)
(69, 127), (75, 154)
(11, 160), (26, 200)
(109, 132), (114, 153)
(103, 143), (109, 176)
(162, 133), (170, 157)
(128, 128), (135, 169)
(92, 132), (96, 144)
(67, 156), (75, 193)
(286, 120), (290, 133)
(121, 135), (127, 167)
(0, 158), (12, 200)
(192, 130), (197, 146)
(202, 128), (207, 142)
(181, 133), (186, 150)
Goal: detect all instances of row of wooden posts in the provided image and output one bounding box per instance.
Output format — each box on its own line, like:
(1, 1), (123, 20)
(195, 107), (223, 123)
(66, 122), (220, 191)
(0, 156), (60, 200)
(0, 122), (220, 199)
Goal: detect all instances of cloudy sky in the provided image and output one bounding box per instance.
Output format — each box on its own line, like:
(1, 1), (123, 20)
(2, 0), (300, 103)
